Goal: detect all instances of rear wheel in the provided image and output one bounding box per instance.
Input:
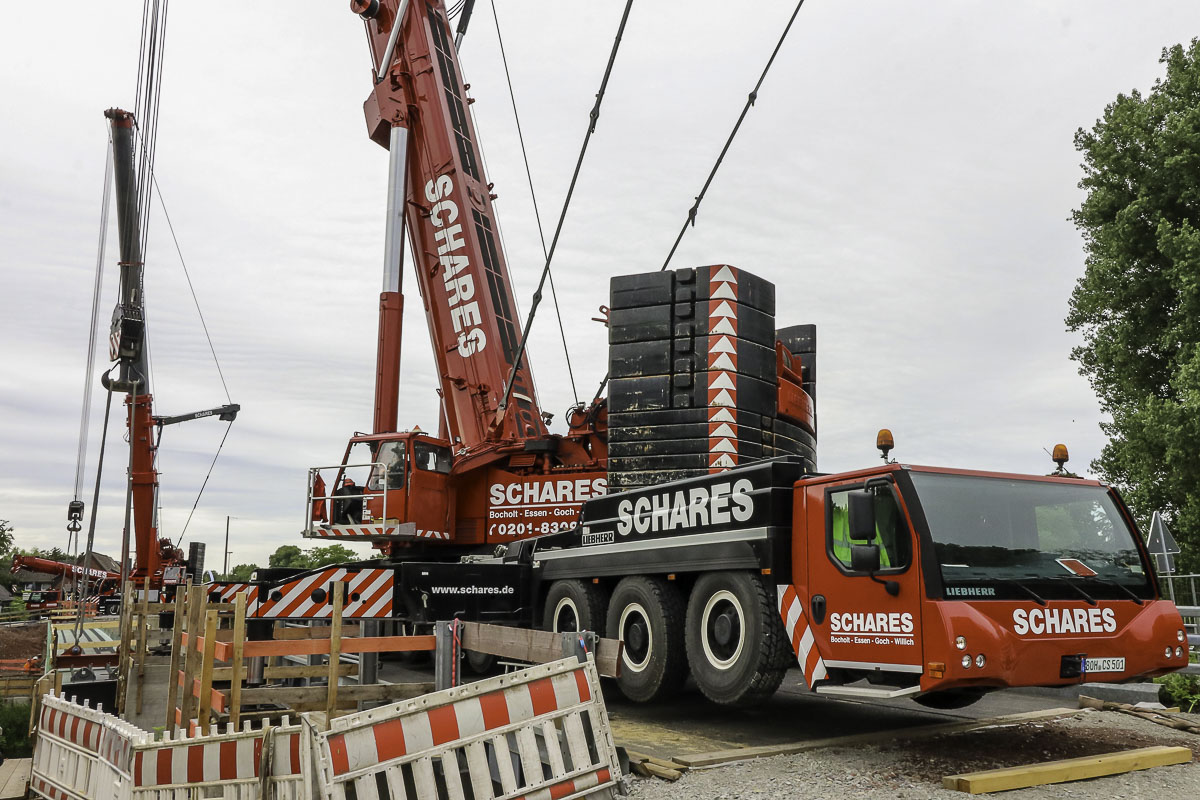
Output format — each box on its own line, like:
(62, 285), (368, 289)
(684, 572), (789, 706)
(606, 577), (687, 703)
(542, 580), (609, 635)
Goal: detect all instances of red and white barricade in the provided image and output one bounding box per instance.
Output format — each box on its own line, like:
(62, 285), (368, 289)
(314, 656), (625, 800)
(31, 694), (310, 800)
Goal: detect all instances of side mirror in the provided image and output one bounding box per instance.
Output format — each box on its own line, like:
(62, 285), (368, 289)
(851, 544), (881, 573)
(847, 490), (876, 541)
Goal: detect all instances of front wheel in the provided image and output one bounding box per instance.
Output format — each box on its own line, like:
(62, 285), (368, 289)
(542, 580), (608, 635)
(605, 576), (687, 703)
(684, 572), (789, 706)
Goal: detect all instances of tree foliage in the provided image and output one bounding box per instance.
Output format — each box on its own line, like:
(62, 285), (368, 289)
(1068, 39), (1200, 570)
(266, 543), (362, 570)
(226, 563), (258, 581)
(0, 520), (14, 590)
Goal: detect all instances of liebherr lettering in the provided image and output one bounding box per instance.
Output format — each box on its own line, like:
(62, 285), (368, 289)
(616, 478), (754, 535)
(425, 175), (487, 357)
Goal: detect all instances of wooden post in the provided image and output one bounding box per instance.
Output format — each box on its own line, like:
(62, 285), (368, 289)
(326, 583), (344, 718)
(164, 585), (186, 731)
(198, 609), (218, 728)
(135, 576), (150, 714)
(116, 580), (134, 715)
(230, 591), (246, 729)
(178, 584), (204, 732)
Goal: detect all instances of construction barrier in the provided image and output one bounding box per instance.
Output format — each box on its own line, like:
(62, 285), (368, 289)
(32, 656), (625, 800)
(314, 656), (625, 800)
(31, 694), (310, 800)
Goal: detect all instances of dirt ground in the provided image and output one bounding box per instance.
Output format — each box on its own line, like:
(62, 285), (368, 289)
(0, 622), (46, 670)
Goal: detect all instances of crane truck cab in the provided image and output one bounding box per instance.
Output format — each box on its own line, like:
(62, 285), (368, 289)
(309, 431), (454, 545)
(532, 457), (1184, 707)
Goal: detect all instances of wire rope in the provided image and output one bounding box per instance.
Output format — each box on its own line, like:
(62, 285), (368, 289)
(498, 0), (634, 413)
(173, 419), (235, 547)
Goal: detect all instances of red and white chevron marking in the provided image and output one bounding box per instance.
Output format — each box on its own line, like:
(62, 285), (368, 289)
(324, 662), (597, 777)
(252, 567), (393, 619)
(707, 265), (740, 473)
(777, 584), (828, 687)
(307, 524), (450, 540)
(30, 775), (80, 800)
(130, 728), (302, 787)
(207, 583), (258, 604)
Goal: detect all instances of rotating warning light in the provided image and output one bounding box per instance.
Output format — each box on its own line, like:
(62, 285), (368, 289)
(877, 429), (894, 462)
(1052, 443), (1069, 469)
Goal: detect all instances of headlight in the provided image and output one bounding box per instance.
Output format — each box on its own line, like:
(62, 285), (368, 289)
(1165, 647), (1173, 658)
(975, 654), (986, 668)
(955, 636), (967, 651)
(1175, 646), (1184, 658)
(961, 654), (972, 668)
(1179, 630), (1186, 643)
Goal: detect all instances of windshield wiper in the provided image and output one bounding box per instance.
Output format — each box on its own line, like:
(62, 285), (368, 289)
(1077, 576), (1145, 605)
(1052, 577), (1098, 606)
(996, 578), (1047, 606)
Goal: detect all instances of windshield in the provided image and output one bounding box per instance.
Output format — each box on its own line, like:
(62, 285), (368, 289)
(909, 472), (1154, 601)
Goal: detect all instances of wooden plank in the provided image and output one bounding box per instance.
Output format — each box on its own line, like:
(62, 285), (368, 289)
(136, 576), (150, 714)
(624, 749), (688, 772)
(241, 634), (435, 658)
(198, 609), (219, 725)
(674, 708), (1087, 768)
(327, 584), (344, 717)
(459, 622), (621, 678)
(230, 592), (246, 729)
(211, 663), (357, 681)
(50, 620), (121, 631)
(272, 624), (362, 640)
(178, 584), (203, 730)
(181, 632), (234, 662)
(237, 682), (433, 706)
(164, 586), (185, 731)
(0, 757), (31, 800)
(943, 745), (1193, 794)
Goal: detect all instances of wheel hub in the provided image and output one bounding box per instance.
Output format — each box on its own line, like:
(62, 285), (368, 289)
(713, 611), (736, 647)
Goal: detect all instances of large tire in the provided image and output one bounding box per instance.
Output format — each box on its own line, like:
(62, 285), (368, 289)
(684, 572), (790, 706)
(606, 577), (688, 703)
(542, 580), (609, 635)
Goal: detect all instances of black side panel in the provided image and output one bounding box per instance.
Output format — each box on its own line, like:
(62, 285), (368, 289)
(397, 561), (534, 626)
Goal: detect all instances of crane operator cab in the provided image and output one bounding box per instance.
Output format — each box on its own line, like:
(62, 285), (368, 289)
(308, 431), (453, 544)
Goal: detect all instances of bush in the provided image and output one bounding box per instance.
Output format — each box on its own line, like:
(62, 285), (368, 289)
(0, 701), (33, 758)
(1155, 672), (1200, 712)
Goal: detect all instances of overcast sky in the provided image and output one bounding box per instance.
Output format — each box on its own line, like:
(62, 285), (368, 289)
(1, 2), (1197, 569)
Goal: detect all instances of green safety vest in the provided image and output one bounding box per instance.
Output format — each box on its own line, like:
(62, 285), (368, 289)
(831, 504), (892, 568)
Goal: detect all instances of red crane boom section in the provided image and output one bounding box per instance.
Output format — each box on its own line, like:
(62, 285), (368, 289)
(11, 555), (120, 583)
(360, 0), (547, 450)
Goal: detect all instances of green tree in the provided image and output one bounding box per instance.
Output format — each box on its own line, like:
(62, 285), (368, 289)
(307, 544), (359, 567)
(0, 520), (14, 590)
(268, 545), (309, 569)
(1068, 39), (1200, 570)
(227, 563), (258, 581)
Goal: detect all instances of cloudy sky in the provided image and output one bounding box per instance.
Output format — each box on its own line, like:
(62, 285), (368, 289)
(2, 2), (1197, 569)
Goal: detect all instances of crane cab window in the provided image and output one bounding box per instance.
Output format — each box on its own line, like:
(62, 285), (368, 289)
(413, 441), (452, 474)
(368, 441), (407, 490)
(828, 486), (911, 573)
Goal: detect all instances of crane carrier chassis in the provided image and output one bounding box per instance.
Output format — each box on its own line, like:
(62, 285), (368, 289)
(213, 456), (1185, 708)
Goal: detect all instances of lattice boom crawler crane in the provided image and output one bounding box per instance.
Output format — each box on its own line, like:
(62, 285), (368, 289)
(221, 0), (1185, 709)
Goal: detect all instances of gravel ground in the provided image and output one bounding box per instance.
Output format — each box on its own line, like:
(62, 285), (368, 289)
(628, 709), (1200, 799)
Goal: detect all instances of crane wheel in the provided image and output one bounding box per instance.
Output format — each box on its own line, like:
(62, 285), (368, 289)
(605, 576), (687, 703)
(542, 580), (608, 635)
(684, 572), (789, 706)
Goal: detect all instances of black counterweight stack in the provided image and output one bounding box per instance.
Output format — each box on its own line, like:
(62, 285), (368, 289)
(607, 265), (817, 491)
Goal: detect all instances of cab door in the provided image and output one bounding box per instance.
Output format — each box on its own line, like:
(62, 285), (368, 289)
(805, 476), (924, 683)
(408, 440), (451, 538)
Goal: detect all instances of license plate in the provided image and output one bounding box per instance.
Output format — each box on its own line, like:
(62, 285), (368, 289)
(1084, 657), (1125, 673)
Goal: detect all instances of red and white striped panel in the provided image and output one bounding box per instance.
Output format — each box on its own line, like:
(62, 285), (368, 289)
(40, 704), (101, 753)
(707, 265), (740, 473)
(252, 567), (393, 620)
(514, 767), (614, 800)
(208, 583), (258, 604)
(308, 524), (402, 538)
(416, 528), (450, 540)
(98, 726), (133, 771)
(30, 774), (83, 800)
(777, 584), (828, 687)
(130, 727), (303, 787)
(325, 667), (592, 777)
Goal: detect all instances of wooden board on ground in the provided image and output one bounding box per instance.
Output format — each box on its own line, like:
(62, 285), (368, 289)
(459, 622), (621, 677)
(942, 745), (1193, 794)
(0, 757), (30, 800)
(673, 708), (1087, 768)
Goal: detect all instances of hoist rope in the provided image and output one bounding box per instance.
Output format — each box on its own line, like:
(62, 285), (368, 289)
(498, 0), (634, 413)
(70, 131), (115, 556)
(153, 174), (232, 402)
(173, 419), (235, 548)
(74, 377), (116, 639)
(489, 0), (578, 406)
(660, 0), (806, 271)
